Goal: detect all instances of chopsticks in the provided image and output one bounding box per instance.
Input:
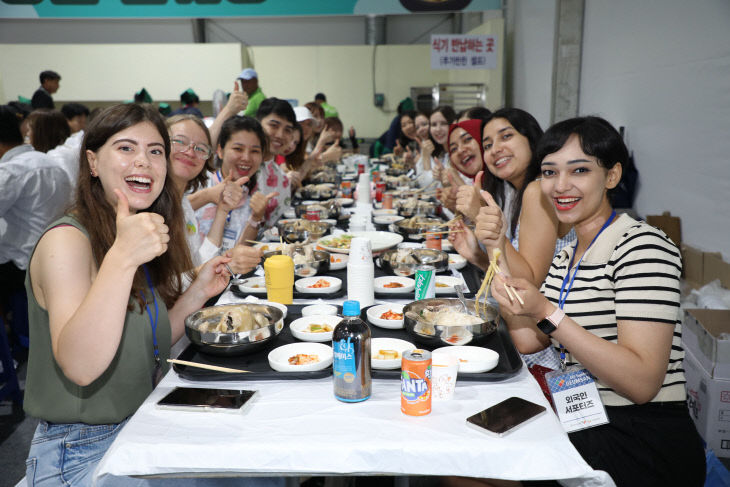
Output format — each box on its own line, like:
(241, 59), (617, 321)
(167, 359), (252, 374)
(245, 240), (268, 245)
(411, 230), (464, 238)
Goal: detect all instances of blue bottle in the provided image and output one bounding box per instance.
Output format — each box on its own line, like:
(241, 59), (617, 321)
(332, 300), (372, 402)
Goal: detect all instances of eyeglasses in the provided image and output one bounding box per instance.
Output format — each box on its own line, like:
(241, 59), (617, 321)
(171, 135), (212, 159)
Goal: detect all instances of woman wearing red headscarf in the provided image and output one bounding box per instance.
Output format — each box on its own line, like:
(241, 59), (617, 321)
(435, 119), (485, 213)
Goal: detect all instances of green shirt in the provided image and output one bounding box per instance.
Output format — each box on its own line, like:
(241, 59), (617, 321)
(320, 101), (339, 119)
(243, 87), (266, 117)
(23, 215), (171, 424)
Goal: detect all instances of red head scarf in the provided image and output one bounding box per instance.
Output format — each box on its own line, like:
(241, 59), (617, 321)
(447, 119), (484, 180)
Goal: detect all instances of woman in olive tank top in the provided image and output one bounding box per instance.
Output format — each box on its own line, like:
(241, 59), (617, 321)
(23, 104), (233, 486)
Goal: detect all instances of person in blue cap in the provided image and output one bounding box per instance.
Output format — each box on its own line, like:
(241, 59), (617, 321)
(169, 88), (204, 118)
(238, 68), (265, 117)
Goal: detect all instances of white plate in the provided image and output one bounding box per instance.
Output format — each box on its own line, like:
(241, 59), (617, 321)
(329, 253), (349, 270)
(237, 277), (267, 294)
(374, 276), (415, 295)
(431, 346), (499, 373)
(301, 304), (338, 316)
(371, 338), (415, 369)
(316, 231), (403, 254)
(289, 315), (341, 342)
(397, 242), (423, 249)
(372, 209), (398, 216)
(448, 253), (467, 271)
(435, 276), (464, 294)
(366, 303), (405, 329)
(373, 215), (405, 225)
(294, 276), (342, 294)
(260, 300), (288, 319)
(268, 342), (333, 372)
(337, 197), (354, 207)
(283, 208), (296, 219)
(255, 242), (285, 253)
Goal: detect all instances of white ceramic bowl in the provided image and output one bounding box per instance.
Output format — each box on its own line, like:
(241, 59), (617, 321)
(431, 346), (499, 373)
(374, 276), (415, 294)
(448, 253), (467, 271)
(294, 276), (342, 294)
(301, 304), (338, 317)
(268, 342), (333, 372)
(441, 240), (454, 252)
(329, 253), (349, 271)
(337, 197), (354, 207)
(289, 315), (341, 342)
(366, 303), (406, 329)
(259, 300), (288, 319)
(371, 337), (415, 369)
(254, 242), (285, 253)
(373, 215), (405, 225)
(372, 209), (398, 216)
(237, 277), (267, 294)
(434, 276), (464, 294)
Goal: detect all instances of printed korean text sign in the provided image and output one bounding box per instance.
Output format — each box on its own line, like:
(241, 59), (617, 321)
(431, 34), (498, 70)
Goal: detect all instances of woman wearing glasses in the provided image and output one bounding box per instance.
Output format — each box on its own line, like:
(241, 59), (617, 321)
(23, 104), (231, 485)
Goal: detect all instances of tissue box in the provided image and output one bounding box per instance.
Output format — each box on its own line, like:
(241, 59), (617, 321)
(682, 309), (730, 379)
(685, 347), (730, 458)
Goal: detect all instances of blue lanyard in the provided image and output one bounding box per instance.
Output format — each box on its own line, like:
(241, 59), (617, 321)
(216, 170), (233, 224)
(558, 210), (616, 309)
(556, 210), (615, 370)
(140, 265), (160, 369)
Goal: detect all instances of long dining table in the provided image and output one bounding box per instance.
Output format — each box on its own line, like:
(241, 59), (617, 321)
(93, 195), (615, 487)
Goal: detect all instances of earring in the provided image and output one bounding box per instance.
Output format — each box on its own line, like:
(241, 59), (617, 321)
(90, 169), (97, 177)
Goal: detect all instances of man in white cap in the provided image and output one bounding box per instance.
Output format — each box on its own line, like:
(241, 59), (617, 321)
(238, 68), (265, 117)
(293, 105), (315, 143)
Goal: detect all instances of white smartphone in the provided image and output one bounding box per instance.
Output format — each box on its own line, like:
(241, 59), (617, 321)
(466, 396), (547, 437)
(156, 387), (257, 414)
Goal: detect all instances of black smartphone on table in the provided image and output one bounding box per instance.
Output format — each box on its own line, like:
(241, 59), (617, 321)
(466, 396), (547, 437)
(156, 387), (258, 413)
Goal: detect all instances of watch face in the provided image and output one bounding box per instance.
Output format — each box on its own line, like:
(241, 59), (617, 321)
(537, 318), (556, 336)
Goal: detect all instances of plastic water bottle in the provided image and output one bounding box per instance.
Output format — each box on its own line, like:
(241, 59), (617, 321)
(333, 300), (372, 402)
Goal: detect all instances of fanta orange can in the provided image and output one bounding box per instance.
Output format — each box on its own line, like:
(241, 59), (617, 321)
(401, 349), (432, 416)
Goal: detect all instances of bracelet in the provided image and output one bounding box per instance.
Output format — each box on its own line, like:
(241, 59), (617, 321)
(248, 216), (263, 228)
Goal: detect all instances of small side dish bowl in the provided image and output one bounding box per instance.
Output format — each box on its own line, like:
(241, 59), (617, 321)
(294, 276), (342, 294)
(366, 303), (406, 329)
(268, 342), (333, 372)
(374, 276), (415, 294)
(237, 277), (267, 294)
(371, 338), (415, 370)
(289, 315), (341, 342)
(301, 304), (339, 317)
(432, 345), (500, 373)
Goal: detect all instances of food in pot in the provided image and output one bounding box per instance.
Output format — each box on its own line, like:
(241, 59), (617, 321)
(419, 308), (482, 326)
(197, 305), (271, 333)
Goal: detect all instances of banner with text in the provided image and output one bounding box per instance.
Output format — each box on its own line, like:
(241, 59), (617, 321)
(431, 34), (498, 70)
(0, 0), (501, 19)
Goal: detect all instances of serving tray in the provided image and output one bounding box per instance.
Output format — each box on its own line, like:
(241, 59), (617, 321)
(173, 302), (522, 383)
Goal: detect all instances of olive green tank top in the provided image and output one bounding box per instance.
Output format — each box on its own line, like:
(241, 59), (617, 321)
(23, 215), (171, 424)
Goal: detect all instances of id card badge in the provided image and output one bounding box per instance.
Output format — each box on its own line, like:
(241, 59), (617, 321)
(222, 227), (238, 251)
(545, 366), (609, 433)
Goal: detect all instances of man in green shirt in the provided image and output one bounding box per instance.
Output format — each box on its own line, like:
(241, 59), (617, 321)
(238, 68), (266, 117)
(314, 92), (339, 119)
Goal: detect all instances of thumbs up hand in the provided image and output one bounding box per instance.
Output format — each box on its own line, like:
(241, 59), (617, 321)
(218, 170), (249, 212)
(225, 81), (249, 114)
(455, 170), (486, 221)
(112, 189), (169, 267)
(474, 189), (507, 253)
(250, 191), (279, 221)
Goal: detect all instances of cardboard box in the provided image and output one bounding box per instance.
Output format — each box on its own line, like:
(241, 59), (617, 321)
(681, 244), (730, 290)
(684, 348), (730, 458)
(646, 211), (681, 247)
(682, 309), (730, 379)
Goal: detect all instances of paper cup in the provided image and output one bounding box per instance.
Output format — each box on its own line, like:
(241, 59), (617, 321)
(431, 353), (459, 401)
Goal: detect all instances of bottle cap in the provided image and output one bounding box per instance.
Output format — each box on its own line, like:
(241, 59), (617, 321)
(342, 300), (360, 317)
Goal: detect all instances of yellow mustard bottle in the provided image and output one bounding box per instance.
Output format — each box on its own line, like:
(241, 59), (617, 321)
(264, 254), (294, 305)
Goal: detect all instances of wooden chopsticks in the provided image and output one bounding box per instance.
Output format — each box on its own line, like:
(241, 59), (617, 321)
(168, 359), (251, 374)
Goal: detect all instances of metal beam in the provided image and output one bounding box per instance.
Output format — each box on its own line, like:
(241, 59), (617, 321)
(551, 0), (584, 123)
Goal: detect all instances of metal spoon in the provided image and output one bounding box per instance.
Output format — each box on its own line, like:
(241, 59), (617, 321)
(454, 284), (473, 316)
(224, 263), (247, 286)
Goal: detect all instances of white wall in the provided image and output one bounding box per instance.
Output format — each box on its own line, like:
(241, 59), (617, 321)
(509, 0), (556, 129)
(580, 0), (730, 259)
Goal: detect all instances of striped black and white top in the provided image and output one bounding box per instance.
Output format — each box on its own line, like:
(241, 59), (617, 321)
(540, 213), (686, 406)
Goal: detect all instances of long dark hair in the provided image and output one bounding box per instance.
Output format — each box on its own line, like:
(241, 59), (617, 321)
(285, 123), (306, 171)
(216, 115), (268, 193)
(481, 108), (544, 236)
(430, 105), (456, 158)
(397, 110), (419, 151)
(73, 103), (192, 308)
(167, 114), (214, 192)
(28, 109), (70, 153)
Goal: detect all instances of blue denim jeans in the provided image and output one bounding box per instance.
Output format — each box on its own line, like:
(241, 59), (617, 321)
(25, 419), (127, 486)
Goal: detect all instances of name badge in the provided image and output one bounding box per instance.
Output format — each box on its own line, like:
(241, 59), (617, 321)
(545, 366), (609, 433)
(222, 227), (238, 250)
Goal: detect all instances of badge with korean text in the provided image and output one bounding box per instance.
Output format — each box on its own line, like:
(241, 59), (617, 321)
(545, 367), (609, 433)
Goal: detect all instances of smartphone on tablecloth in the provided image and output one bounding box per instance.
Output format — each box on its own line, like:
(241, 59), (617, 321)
(156, 387), (257, 414)
(466, 397), (546, 437)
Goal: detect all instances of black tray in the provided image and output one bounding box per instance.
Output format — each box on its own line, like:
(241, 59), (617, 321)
(173, 300), (522, 383)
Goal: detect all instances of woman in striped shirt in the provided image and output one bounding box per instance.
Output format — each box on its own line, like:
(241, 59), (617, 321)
(493, 116), (705, 485)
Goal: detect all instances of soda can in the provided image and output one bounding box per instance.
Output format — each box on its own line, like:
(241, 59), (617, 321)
(305, 209), (320, 221)
(425, 232), (442, 250)
(414, 265), (435, 300)
(357, 163), (365, 175)
(401, 349), (432, 416)
(383, 193), (394, 209)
